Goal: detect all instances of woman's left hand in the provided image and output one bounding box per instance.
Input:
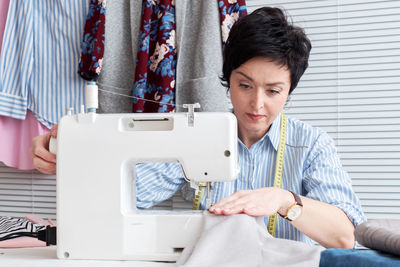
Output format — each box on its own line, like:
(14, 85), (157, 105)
(208, 187), (293, 217)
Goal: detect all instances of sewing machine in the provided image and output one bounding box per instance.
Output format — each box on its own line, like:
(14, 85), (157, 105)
(53, 100), (239, 261)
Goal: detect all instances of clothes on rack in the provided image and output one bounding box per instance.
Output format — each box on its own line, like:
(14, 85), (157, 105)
(96, 0), (142, 113)
(132, 0), (177, 113)
(0, 0), (88, 128)
(0, 0), (10, 56)
(132, 0), (247, 113)
(0, 40), (48, 170)
(174, 0), (246, 112)
(0, 111), (49, 170)
(218, 0), (248, 44)
(78, 0), (107, 81)
(0, 0), (248, 169)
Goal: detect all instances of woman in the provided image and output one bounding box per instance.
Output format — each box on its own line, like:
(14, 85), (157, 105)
(31, 7), (366, 248)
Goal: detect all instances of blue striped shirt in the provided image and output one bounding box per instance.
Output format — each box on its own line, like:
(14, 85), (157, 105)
(136, 113), (366, 244)
(0, 0), (88, 128)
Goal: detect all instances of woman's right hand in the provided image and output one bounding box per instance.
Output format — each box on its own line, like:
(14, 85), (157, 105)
(30, 124), (58, 174)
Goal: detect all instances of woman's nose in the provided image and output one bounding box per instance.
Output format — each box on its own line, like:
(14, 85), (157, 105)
(251, 89), (264, 110)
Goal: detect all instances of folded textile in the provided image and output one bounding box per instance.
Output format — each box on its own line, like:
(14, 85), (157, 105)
(177, 212), (323, 267)
(354, 219), (400, 256)
(0, 215), (55, 248)
(0, 216), (44, 241)
(320, 248), (400, 267)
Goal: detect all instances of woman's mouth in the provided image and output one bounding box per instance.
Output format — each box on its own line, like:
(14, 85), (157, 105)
(247, 113), (265, 121)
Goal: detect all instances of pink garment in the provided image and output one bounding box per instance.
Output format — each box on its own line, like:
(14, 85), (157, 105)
(0, 214), (56, 248)
(0, 110), (50, 170)
(0, 0), (10, 55)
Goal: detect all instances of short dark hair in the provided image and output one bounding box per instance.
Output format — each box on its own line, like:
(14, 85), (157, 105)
(221, 7), (311, 94)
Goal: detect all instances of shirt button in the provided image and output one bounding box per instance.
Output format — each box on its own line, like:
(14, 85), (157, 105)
(250, 181), (254, 189)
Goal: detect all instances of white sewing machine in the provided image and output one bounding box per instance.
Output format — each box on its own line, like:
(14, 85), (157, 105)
(53, 96), (238, 261)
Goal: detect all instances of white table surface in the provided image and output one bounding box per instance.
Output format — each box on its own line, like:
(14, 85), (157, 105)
(0, 247), (177, 267)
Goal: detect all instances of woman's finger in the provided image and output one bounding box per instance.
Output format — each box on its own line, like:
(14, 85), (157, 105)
(32, 157), (56, 174)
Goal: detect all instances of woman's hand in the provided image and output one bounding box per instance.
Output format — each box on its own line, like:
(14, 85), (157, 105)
(210, 187), (356, 248)
(209, 187), (293, 217)
(30, 124), (58, 174)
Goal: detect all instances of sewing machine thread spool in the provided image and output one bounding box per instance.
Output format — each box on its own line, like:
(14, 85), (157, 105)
(85, 81), (98, 113)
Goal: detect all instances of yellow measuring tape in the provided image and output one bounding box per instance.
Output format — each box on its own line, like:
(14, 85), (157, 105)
(267, 113), (287, 236)
(193, 113), (287, 236)
(193, 182), (206, 210)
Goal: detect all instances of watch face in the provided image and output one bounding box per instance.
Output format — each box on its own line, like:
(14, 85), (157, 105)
(288, 205), (302, 221)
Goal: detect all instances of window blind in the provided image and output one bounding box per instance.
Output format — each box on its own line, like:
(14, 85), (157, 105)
(247, 0), (400, 219)
(0, 162), (56, 220)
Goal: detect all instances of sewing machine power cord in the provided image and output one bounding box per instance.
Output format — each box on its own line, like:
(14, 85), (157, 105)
(37, 225), (57, 246)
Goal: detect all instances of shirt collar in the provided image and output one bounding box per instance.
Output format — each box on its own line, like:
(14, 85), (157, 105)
(238, 113), (282, 151)
(266, 113), (282, 151)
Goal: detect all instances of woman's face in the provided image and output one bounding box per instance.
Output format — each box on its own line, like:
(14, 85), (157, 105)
(229, 57), (291, 144)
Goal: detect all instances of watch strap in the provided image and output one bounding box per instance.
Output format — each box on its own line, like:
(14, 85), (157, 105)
(289, 191), (303, 207)
(280, 191), (303, 221)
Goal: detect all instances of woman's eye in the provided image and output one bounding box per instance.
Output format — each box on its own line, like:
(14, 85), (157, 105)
(240, 83), (250, 89)
(268, 89), (280, 95)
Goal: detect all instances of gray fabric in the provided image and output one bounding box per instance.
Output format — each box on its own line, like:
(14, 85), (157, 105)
(355, 219), (400, 256)
(97, 0), (142, 113)
(177, 213), (323, 267)
(175, 0), (231, 112)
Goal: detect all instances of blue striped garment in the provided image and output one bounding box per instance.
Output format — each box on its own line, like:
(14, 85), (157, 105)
(0, 0), (88, 128)
(136, 113), (367, 244)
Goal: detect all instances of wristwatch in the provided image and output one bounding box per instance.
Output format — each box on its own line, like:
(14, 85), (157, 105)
(281, 191), (303, 222)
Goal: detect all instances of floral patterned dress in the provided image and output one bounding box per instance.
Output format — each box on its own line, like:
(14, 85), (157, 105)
(78, 0), (106, 81)
(132, 0), (247, 113)
(133, 0), (176, 113)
